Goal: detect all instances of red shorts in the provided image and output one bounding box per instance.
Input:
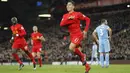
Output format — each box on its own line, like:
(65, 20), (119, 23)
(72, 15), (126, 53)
(32, 46), (42, 53)
(70, 33), (83, 45)
(12, 39), (28, 51)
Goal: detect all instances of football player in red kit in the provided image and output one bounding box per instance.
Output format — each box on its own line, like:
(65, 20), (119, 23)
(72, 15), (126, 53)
(60, 1), (91, 73)
(31, 26), (45, 68)
(10, 17), (36, 70)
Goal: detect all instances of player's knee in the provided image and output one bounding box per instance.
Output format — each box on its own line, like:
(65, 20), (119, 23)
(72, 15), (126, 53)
(69, 43), (76, 51)
(78, 46), (82, 51)
(32, 53), (35, 57)
(37, 55), (41, 58)
(69, 45), (75, 51)
(37, 52), (41, 58)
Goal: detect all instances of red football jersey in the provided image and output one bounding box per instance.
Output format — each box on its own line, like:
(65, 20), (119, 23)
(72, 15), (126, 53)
(10, 23), (26, 42)
(31, 32), (43, 47)
(60, 11), (90, 35)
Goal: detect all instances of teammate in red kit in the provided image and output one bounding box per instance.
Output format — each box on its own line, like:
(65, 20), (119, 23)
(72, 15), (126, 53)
(60, 1), (91, 73)
(31, 26), (45, 69)
(10, 17), (36, 70)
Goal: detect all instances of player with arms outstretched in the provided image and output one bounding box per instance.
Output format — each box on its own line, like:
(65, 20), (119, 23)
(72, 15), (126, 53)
(10, 17), (36, 70)
(92, 19), (112, 68)
(60, 1), (91, 73)
(31, 26), (45, 69)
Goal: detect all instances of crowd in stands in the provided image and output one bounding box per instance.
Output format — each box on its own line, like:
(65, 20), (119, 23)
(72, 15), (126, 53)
(111, 27), (130, 60)
(0, 9), (130, 63)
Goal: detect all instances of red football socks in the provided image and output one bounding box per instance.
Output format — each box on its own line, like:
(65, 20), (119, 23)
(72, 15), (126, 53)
(38, 58), (42, 67)
(12, 53), (23, 65)
(74, 48), (84, 62)
(74, 48), (90, 72)
(27, 53), (36, 64)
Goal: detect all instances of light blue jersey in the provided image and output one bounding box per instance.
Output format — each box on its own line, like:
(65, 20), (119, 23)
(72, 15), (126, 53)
(95, 24), (110, 52)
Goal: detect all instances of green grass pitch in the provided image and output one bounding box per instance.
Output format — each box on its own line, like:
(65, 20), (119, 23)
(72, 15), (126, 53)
(0, 65), (130, 73)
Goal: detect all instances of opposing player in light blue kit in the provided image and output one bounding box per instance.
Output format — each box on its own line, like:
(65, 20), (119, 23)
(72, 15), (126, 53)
(92, 19), (112, 68)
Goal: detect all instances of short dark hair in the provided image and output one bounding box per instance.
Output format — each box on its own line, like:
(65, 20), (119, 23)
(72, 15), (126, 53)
(67, 0), (75, 6)
(11, 17), (18, 24)
(101, 19), (107, 23)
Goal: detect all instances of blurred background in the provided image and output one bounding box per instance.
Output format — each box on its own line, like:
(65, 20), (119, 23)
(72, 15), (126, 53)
(0, 0), (130, 64)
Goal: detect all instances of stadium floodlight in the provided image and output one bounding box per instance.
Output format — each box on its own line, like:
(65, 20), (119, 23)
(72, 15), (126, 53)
(38, 14), (51, 17)
(4, 27), (8, 30)
(127, 5), (130, 8)
(1, 0), (7, 1)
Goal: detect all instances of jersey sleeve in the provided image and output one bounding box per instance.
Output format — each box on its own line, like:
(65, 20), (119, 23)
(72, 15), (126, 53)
(18, 24), (26, 37)
(60, 14), (76, 27)
(106, 25), (110, 30)
(78, 12), (90, 32)
(39, 33), (43, 37)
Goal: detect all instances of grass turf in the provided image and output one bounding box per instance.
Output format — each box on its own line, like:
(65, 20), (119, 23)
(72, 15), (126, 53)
(0, 65), (130, 73)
